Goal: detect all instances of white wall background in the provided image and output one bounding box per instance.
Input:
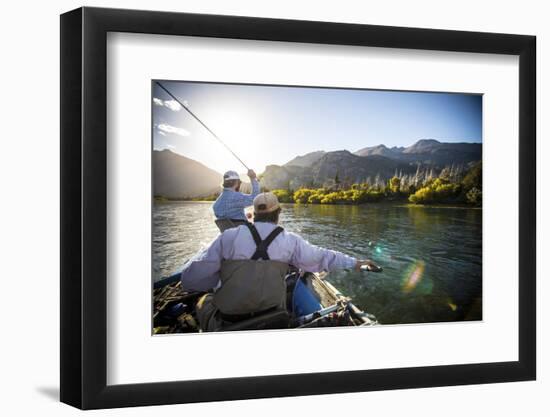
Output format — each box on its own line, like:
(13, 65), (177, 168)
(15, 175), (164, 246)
(0, 0), (546, 415)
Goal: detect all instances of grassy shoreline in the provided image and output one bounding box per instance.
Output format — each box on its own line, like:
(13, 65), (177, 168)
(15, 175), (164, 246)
(154, 198), (481, 209)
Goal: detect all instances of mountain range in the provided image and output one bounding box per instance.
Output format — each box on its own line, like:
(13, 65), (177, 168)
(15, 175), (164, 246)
(154, 139), (481, 198)
(261, 139), (481, 190)
(153, 149), (221, 198)
(355, 139), (481, 165)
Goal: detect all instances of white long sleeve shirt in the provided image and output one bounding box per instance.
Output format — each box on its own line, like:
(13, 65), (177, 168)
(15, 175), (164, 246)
(180, 222), (357, 292)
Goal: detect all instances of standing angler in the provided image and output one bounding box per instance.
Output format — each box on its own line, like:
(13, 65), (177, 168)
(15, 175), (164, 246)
(212, 169), (260, 229)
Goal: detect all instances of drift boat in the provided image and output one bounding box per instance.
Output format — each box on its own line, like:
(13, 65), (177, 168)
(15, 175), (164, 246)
(153, 270), (377, 333)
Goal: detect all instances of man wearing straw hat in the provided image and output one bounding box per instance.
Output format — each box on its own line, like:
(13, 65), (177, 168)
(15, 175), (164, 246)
(181, 192), (375, 331)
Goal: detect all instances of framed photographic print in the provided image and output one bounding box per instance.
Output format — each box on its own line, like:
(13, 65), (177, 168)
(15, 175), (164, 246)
(60, 6), (536, 409)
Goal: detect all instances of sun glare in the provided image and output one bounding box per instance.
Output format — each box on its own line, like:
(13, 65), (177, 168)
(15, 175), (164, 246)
(198, 107), (268, 174)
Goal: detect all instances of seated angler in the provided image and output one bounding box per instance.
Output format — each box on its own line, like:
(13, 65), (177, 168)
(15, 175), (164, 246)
(212, 169), (260, 231)
(181, 192), (376, 331)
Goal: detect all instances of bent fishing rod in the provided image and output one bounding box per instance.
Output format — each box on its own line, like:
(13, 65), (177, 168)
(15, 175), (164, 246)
(156, 81), (250, 171)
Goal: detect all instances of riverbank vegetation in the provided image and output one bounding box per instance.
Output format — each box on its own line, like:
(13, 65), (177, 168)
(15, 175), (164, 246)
(272, 162), (482, 206)
(155, 162), (482, 207)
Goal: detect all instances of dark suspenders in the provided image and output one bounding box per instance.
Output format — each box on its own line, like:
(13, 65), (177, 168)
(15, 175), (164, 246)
(244, 223), (284, 260)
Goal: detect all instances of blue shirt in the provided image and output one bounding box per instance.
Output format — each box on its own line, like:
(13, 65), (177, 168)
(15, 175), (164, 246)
(212, 179), (260, 220)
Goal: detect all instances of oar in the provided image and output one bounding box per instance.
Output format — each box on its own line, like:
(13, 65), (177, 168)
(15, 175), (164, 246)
(294, 303), (341, 327)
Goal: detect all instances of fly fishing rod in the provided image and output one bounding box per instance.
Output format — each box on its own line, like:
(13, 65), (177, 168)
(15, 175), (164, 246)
(156, 81), (250, 171)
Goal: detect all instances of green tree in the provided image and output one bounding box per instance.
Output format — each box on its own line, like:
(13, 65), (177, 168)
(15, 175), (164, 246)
(272, 189), (293, 203)
(466, 187), (482, 206)
(462, 162), (482, 191)
(388, 176), (401, 194)
(409, 178), (461, 204)
(293, 188), (316, 203)
(307, 189), (327, 203)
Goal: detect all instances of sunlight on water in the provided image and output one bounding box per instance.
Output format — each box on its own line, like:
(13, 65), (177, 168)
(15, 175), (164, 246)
(153, 202), (482, 325)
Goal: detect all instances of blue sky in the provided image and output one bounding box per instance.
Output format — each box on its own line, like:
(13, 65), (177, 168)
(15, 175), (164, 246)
(153, 81), (482, 174)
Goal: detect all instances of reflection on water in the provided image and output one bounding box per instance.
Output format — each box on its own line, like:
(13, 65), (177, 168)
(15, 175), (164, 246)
(153, 201), (482, 324)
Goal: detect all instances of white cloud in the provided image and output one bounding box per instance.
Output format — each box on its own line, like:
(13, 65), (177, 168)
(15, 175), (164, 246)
(157, 123), (190, 137)
(154, 143), (176, 152)
(165, 100), (183, 111)
(152, 97), (184, 112)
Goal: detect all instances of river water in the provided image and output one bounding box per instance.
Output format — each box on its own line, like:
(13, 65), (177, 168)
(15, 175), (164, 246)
(153, 201), (482, 324)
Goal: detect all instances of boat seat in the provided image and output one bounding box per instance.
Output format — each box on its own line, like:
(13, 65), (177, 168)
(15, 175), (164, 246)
(221, 309), (290, 331)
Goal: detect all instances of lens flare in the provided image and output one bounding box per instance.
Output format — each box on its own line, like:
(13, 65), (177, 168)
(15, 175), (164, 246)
(402, 260), (425, 293)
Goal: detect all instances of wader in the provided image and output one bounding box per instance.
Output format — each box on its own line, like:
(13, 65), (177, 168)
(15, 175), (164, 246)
(196, 223), (289, 331)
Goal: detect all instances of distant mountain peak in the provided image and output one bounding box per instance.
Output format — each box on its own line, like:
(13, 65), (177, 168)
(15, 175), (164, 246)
(415, 138), (440, 144)
(284, 150), (326, 167)
(355, 144), (397, 157)
(153, 150), (221, 198)
(403, 139), (447, 154)
(329, 149), (353, 155)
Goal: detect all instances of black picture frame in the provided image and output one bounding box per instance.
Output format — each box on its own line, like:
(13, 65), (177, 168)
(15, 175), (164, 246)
(60, 6), (536, 410)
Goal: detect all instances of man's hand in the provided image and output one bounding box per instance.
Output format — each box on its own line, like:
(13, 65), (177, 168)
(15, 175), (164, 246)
(355, 259), (382, 272)
(247, 169), (257, 179)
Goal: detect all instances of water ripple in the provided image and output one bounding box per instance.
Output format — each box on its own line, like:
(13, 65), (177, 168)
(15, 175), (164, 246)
(153, 202), (482, 324)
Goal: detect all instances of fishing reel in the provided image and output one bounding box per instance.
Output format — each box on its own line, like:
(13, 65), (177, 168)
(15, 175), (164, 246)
(360, 263), (383, 273)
